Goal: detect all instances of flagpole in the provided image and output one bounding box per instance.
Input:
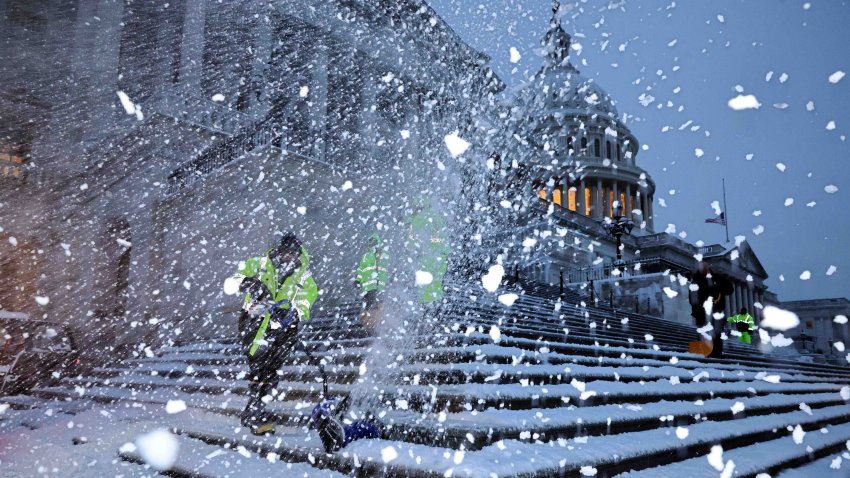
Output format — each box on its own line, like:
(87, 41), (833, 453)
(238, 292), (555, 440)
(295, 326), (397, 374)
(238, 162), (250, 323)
(722, 178), (730, 243)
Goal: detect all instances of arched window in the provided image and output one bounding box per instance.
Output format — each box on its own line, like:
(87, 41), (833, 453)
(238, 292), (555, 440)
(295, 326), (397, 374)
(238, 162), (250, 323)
(581, 137), (588, 153)
(606, 141), (612, 159)
(594, 138), (601, 157)
(553, 187), (562, 207)
(538, 189), (547, 201)
(617, 144), (622, 162)
(568, 187), (577, 212)
(567, 137), (574, 154)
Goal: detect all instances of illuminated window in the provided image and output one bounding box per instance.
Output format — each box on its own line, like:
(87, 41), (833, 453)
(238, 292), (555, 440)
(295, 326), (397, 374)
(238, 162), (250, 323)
(620, 192), (626, 214)
(631, 193), (638, 218)
(584, 187), (591, 215)
(553, 188), (562, 206)
(538, 189), (546, 201)
(609, 190), (615, 216)
(568, 187), (577, 211)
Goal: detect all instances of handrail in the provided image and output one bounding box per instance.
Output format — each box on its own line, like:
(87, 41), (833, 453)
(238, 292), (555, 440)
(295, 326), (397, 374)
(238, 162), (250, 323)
(563, 257), (687, 284)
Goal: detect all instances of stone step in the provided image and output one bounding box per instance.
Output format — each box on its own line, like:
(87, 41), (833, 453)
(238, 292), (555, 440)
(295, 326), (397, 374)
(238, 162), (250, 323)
(617, 420), (850, 478)
(318, 404), (850, 477)
(775, 450), (850, 478)
(119, 428), (348, 478)
(395, 391), (850, 451)
(488, 327), (850, 379)
(420, 377), (846, 413)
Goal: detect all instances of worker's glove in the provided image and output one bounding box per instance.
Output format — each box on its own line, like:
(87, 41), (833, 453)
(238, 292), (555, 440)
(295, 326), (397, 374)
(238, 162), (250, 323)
(246, 299), (276, 318)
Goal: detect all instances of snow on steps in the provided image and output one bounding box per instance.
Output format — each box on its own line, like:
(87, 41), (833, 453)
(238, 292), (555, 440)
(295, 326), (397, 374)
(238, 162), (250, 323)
(328, 404), (850, 477)
(119, 429), (347, 478)
(395, 391), (849, 451)
(617, 421), (850, 478)
(776, 448), (850, 478)
(6, 293), (850, 477)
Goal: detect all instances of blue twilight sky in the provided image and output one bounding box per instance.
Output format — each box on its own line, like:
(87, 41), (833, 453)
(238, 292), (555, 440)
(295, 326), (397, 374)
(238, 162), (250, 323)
(428, 0), (850, 301)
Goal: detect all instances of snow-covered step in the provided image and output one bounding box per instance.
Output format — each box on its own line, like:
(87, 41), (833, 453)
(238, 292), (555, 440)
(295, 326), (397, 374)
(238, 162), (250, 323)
(333, 403), (850, 478)
(777, 449), (850, 478)
(617, 421), (850, 478)
(29, 383), (325, 426)
(400, 360), (841, 388)
(119, 430), (347, 478)
(413, 378), (845, 413)
(490, 332), (850, 380)
(53, 366), (846, 415)
(392, 391), (849, 451)
(168, 410), (355, 474)
(0, 393), (49, 410)
(411, 341), (850, 384)
(52, 374), (350, 403)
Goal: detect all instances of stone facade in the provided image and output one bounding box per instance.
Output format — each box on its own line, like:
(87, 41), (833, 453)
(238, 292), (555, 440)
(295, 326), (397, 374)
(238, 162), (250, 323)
(783, 298), (850, 362)
(0, 0), (502, 353)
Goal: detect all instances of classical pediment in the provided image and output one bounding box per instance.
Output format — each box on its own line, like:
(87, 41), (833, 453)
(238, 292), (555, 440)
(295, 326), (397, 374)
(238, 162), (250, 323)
(732, 240), (769, 279)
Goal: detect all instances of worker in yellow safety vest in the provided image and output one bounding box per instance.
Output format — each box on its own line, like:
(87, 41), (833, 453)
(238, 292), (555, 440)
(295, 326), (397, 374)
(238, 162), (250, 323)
(355, 233), (390, 330)
(728, 307), (755, 344)
(232, 232), (317, 436)
(406, 197), (450, 306)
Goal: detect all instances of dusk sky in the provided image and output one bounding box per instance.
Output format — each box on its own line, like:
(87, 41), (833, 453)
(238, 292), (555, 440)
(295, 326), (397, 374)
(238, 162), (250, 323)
(429, 0), (850, 301)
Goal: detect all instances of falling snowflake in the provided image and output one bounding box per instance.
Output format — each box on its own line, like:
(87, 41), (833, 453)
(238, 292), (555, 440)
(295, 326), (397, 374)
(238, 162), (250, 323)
(761, 306), (800, 331)
(509, 47), (521, 63)
(727, 94), (761, 110)
(444, 133), (471, 157)
(481, 264), (504, 292)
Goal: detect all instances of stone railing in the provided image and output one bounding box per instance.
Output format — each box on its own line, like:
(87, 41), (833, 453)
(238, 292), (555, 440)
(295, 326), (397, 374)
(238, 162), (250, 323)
(563, 257), (685, 284)
(156, 88), (251, 135)
(165, 113), (281, 194)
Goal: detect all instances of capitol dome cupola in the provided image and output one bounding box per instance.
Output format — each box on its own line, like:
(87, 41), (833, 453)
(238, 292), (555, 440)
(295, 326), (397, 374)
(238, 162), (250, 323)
(542, 0), (572, 65)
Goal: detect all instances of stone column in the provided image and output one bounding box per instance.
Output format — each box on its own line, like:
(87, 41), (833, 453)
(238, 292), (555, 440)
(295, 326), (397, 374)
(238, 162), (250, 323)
(249, 11), (274, 117)
(602, 182), (609, 218)
(578, 179), (586, 215)
(359, 68), (379, 162)
(747, 287), (756, 317)
(596, 178), (603, 218)
(613, 181), (619, 213)
(83, 0), (125, 143)
(309, 43), (329, 161)
(726, 283), (734, 318)
(178, 0), (207, 95)
(648, 195), (654, 230)
(734, 285), (741, 314)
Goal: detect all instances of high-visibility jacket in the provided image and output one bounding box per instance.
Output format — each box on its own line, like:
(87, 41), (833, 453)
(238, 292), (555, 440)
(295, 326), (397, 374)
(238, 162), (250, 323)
(237, 246), (318, 356)
(407, 206), (449, 304)
(356, 236), (389, 294)
(728, 312), (755, 344)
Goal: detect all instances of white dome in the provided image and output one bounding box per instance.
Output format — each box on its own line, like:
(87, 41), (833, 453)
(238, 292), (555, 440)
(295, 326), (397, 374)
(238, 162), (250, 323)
(522, 64), (619, 118)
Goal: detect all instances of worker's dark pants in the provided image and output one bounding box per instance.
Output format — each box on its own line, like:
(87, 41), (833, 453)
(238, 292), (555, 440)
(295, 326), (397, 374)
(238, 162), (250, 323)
(240, 318), (298, 428)
(708, 315), (725, 358)
(692, 304), (725, 358)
